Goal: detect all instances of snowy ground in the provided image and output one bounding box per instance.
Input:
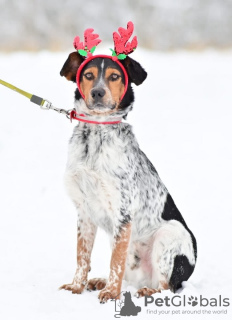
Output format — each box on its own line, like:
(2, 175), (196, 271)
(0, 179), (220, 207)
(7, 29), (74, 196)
(0, 49), (232, 319)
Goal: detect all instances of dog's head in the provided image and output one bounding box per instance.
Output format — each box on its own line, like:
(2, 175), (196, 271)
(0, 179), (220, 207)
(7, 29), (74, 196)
(60, 53), (147, 117)
(60, 22), (147, 119)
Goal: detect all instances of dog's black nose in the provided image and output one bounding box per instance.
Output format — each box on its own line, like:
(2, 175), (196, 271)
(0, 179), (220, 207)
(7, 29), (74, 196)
(91, 88), (106, 100)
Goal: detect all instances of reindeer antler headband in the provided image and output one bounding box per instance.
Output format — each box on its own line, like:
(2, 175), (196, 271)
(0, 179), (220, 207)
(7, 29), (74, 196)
(74, 21), (137, 60)
(74, 21), (138, 101)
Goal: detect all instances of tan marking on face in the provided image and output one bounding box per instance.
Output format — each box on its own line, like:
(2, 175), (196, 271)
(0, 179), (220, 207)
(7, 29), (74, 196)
(79, 65), (125, 116)
(105, 68), (125, 108)
(80, 66), (98, 100)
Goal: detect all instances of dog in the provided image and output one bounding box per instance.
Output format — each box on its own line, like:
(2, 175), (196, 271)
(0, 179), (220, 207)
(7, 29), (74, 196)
(59, 24), (197, 303)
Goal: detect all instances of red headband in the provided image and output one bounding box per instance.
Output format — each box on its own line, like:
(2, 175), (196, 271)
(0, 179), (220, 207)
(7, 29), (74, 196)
(73, 22), (137, 101)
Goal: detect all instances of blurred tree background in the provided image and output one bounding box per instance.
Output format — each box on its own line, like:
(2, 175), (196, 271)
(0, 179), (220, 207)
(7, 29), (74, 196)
(0, 0), (232, 51)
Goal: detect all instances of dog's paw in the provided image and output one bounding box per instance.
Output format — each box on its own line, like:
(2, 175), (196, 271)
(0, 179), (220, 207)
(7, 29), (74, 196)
(135, 287), (160, 298)
(98, 288), (119, 303)
(87, 278), (107, 291)
(59, 282), (85, 294)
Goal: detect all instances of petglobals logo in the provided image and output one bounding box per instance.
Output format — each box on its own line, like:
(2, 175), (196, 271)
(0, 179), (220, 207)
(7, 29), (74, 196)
(144, 294), (230, 317)
(145, 294), (230, 308)
(111, 292), (230, 317)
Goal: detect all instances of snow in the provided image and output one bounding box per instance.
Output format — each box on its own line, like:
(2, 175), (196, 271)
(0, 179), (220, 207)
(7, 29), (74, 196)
(0, 49), (232, 319)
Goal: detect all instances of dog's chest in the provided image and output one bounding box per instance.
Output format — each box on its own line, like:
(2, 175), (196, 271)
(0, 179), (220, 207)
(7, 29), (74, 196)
(65, 123), (135, 232)
(67, 123), (132, 173)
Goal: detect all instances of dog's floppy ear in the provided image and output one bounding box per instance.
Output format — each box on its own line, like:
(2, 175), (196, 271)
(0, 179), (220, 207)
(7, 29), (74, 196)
(60, 52), (85, 82)
(122, 56), (147, 86)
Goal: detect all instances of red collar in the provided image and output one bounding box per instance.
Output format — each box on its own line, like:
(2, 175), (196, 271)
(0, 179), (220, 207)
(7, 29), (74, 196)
(70, 110), (122, 125)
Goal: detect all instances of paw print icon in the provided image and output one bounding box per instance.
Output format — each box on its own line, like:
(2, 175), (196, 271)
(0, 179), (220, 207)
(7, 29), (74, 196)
(188, 296), (198, 307)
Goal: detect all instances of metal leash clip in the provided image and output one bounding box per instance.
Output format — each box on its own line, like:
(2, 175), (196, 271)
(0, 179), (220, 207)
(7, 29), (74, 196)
(41, 99), (52, 110)
(41, 99), (74, 119)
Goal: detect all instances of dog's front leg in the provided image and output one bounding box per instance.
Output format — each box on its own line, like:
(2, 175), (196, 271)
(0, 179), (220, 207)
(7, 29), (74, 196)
(60, 217), (97, 294)
(98, 222), (131, 303)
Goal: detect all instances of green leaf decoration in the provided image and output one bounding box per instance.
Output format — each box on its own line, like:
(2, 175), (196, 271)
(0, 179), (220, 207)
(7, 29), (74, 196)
(110, 48), (117, 56)
(78, 49), (87, 57)
(117, 53), (127, 60)
(90, 46), (96, 54)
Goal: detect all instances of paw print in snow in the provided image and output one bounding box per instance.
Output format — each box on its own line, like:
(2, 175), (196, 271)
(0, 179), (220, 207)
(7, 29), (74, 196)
(188, 296), (198, 307)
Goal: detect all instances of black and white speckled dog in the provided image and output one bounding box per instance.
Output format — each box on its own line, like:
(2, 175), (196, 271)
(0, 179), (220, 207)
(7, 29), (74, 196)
(59, 25), (197, 303)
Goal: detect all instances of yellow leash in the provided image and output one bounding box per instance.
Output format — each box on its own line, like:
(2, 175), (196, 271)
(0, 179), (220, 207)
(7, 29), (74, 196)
(0, 78), (46, 106)
(0, 78), (73, 118)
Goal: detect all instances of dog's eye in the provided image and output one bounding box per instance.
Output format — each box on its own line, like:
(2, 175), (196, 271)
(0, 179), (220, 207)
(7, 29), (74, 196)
(109, 73), (121, 81)
(84, 72), (94, 80)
